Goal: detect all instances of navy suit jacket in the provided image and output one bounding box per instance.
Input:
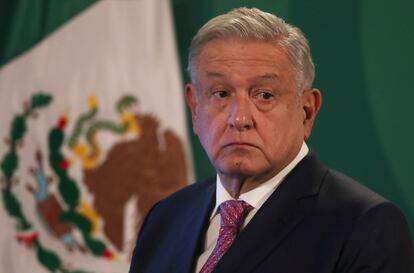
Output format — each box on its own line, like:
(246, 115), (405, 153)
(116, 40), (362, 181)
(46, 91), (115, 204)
(129, 153), (414, 273)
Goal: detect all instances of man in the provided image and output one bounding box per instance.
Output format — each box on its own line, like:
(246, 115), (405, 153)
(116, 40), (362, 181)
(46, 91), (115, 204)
(129, 7), (414, 273)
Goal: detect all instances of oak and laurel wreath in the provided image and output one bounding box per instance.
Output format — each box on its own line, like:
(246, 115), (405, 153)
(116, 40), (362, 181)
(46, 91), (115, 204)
(49, 113), (112, 258)
(0, 93), (101, 273)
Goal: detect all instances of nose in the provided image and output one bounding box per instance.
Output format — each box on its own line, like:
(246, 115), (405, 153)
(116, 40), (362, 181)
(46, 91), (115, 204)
(228, 96), (254, 131)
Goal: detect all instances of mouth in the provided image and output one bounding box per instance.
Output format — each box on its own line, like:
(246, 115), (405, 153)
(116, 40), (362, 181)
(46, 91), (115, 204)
(222, 142), (259, 149)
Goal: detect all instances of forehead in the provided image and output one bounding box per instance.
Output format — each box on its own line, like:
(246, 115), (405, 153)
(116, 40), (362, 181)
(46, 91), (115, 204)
(196, 38), (297, 82)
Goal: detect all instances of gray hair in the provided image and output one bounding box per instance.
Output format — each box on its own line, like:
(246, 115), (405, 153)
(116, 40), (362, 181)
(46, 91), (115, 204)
(187, 7), (315, 90)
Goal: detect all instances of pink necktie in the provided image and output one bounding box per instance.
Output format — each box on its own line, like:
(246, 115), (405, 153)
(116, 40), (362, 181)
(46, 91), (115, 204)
(199, 200), (253, 273)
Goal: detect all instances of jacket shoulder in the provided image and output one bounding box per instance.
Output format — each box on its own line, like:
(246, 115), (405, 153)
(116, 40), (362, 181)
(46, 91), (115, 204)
(321, 170), (414, 272)
(319, 168), (389, 215)
(156, 176), (215, 209)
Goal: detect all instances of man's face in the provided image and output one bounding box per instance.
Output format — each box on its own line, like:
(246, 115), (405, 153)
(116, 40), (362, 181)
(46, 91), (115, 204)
(186, 39), (320, 181)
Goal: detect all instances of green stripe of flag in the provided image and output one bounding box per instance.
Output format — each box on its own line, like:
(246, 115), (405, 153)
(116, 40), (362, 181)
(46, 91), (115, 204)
(0, 0), (96, 68)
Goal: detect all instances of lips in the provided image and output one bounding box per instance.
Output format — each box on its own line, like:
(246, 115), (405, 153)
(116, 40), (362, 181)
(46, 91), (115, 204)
(222, 142), (259, 149)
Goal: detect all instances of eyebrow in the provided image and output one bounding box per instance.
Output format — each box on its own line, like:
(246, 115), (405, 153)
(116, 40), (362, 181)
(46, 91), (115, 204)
(206, 72), (279, 81)
(254, 73), (279, 81)
(206, 72), (225, 78)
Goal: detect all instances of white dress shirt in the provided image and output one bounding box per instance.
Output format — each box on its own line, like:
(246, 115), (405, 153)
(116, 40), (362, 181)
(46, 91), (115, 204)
(194, 142), (309, 272)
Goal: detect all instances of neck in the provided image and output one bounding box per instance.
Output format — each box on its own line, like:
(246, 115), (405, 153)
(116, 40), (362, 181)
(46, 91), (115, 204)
(218, 168), (281, 198)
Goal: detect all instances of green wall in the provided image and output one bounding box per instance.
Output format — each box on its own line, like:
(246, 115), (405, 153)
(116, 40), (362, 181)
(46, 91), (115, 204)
(172, 0), (414, 232)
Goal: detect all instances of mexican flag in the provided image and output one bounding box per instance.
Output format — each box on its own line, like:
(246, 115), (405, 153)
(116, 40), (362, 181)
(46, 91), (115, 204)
(0, 1), (192, 272)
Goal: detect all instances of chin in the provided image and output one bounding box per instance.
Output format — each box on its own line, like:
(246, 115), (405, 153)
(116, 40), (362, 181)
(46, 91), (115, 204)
(215, 159), (267, 177)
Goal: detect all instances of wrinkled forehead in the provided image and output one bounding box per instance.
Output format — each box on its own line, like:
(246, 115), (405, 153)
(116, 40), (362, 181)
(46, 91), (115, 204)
(195, 38), (299, 85)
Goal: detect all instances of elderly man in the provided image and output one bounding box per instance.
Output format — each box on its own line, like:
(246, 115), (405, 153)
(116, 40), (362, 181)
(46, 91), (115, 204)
(129, 7), (414, 273)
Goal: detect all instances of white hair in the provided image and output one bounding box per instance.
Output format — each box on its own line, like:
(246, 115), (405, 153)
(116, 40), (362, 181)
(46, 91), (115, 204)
(187, 7), (315, 90)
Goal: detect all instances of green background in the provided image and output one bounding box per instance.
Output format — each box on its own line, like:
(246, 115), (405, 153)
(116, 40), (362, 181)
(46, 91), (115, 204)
(1, 0), (413, 233)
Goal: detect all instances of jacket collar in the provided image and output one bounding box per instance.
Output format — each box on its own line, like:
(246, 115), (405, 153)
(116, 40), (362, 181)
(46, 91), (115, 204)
(173, 178), (216, 273)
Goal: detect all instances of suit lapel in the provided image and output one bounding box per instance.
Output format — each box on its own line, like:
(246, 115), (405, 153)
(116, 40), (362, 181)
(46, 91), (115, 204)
(173, 179), (216, 273)
(213, 154), (327, 273)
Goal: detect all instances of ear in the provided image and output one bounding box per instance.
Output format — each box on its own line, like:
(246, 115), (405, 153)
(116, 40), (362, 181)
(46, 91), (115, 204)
(185, 83), (199, 134)
(301, 88), (322, 139)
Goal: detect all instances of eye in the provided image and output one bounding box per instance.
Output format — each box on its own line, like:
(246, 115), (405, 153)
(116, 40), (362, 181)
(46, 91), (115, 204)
(255, 91), (274, 101)
(212, 90), (229, 99)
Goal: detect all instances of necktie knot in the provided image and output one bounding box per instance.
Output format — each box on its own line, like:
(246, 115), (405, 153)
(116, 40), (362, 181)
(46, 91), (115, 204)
(219, 199), (253, 231)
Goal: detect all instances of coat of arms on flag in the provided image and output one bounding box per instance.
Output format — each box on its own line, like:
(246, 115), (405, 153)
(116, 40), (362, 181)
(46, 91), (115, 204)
(1, 92), (189, 272)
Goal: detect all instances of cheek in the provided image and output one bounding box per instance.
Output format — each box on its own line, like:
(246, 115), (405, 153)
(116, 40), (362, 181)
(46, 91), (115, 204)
(261, 108), (304, 145)
(196, 110), (220, 142)
(197, 110), (229, 151)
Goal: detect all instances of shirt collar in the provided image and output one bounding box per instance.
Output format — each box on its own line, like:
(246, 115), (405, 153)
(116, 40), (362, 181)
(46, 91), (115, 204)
(211, 142), (309, 219)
